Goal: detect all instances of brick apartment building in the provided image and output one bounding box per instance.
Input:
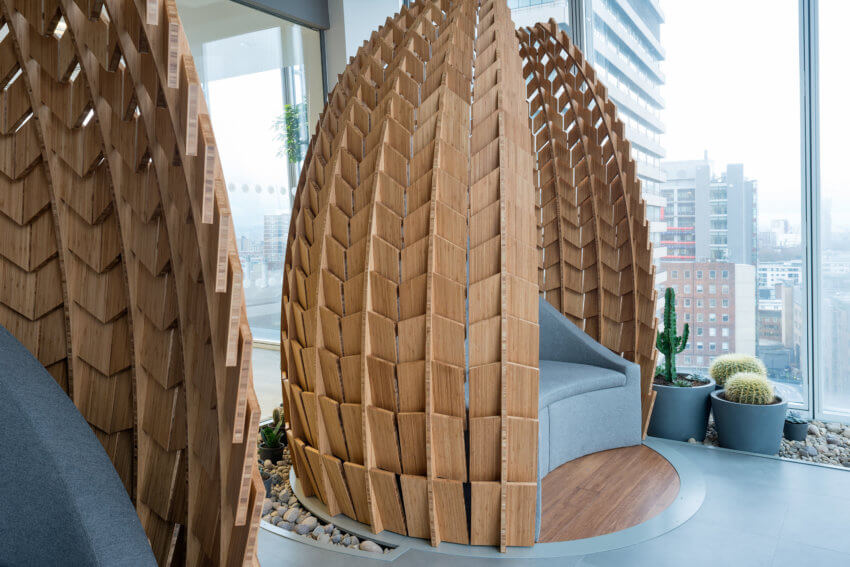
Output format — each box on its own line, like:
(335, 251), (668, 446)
(663, 260), (756, 372)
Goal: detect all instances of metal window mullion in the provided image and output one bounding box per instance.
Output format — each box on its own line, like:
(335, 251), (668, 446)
(799, 0), (820, 418)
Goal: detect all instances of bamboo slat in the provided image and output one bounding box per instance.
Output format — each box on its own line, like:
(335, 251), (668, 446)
(0, 1), (260, 564)
(281, 0), (657, 553)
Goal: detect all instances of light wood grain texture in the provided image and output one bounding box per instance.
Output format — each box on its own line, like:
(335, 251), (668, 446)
(281, 0), (657, 552)
(0, 1), (261, 564)
(538, 445), (679, 542)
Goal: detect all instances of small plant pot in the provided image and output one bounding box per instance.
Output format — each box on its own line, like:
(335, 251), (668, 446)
(784, 420), (808, 442)
(711, 390), (787, 455)
(648, 374), (715, 442)
(258, 443), (284, 463)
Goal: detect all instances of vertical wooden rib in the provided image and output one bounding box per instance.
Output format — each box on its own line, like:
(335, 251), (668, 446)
(407, 0), (474, 546)
(470, 0), (538, 551)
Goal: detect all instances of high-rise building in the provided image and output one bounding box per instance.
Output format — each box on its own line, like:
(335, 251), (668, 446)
(660, 159), (758, 265)
(263, 213), (291, 269)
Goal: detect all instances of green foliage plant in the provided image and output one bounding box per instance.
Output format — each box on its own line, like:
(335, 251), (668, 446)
(260, 418), (284, 448)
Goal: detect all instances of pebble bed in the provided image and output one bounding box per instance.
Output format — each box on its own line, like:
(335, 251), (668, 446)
(691, 418), (850, 468)
(258, 445), (393, 554)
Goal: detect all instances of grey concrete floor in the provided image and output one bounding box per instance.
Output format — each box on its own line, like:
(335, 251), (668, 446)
(257, 438), (850, 567)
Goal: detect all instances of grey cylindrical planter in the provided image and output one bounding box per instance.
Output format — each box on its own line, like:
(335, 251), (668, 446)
(648, 376), (715, 442)
(711, 390), (787, 455)
(784, 420), (808, 442)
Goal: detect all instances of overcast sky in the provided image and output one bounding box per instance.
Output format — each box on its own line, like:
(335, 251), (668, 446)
(662, 0), (850, 234)
(661, 0), (801, 230)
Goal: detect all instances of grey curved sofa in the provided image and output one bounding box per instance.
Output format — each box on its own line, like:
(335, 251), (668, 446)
(0, 326), (156, 566)
(535, 297), (642, 540)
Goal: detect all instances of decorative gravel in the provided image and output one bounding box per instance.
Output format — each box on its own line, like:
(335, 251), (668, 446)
(689, 418), (850, 468)
(258, 443), (393, 554)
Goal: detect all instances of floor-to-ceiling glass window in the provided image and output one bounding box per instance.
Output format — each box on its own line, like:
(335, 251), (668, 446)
(508, 0), (808, 408)
(179, 0), (323, 416)
(660, 0), (806, 408)
(817, 0), (850, 420)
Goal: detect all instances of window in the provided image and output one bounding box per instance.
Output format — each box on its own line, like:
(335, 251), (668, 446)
(722, 342), (730, 351)
(684, 270), (691, 279)
(722, 314), (729, 322)
(684, 298), (691, 307)
(710, 298), (717, 308)
(672, 270), (679, 279)
(710, 343), (717, 351)
(696, 285), (704, 293)
(697, 313), (704, 322)
(697, 356), (705, 365)
(697, 327), (704, 336)
(697, 299), (704, 308)
(819, 0), (850, 417)
(697, 342), (704, 351)
(709, 327), (717, 337)
(722, 328), (730, 337)
(180, 0), (323, 417)
(684, 314), (691, 322)
(663, 0), (806, 408)
(684, 284), (691, 294)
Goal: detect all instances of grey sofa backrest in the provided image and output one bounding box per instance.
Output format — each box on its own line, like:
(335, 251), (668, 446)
(0, 326), (156, 566)
(538, 297), (631, 373)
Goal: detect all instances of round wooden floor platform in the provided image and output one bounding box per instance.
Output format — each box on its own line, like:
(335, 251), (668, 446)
(539, 445), (680, 542)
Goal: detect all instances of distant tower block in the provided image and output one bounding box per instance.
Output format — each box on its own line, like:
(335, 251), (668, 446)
(280, 0), (657, 552)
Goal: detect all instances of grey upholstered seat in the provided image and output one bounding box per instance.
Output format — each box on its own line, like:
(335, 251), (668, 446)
(535, 297), (641, 540)
(0, 326), (156, 566)
(538, 361), (627, 407)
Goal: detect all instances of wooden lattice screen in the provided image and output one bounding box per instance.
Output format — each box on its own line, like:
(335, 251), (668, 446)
(281, 0), (657, 553)
(0, 1), (260, 565)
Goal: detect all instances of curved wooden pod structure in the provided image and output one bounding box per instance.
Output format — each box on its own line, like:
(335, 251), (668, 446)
(0, 1), (260, 565)
(280, 0), (656, 553)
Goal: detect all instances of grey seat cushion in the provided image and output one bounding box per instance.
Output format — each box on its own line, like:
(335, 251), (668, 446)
(0, 325), (156, 566)
(538, 360), (627, 408)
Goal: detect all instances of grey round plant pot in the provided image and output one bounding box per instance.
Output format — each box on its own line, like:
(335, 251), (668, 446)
(648, 374), (715, 442)
(784, 420), (808, 442)
(711, 390), (787, 455)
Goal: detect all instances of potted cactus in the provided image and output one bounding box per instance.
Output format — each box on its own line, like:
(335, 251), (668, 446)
(784, 410), (809, 442)
(648, 287), (715, 442)
(258, 407), (286, 463)
(709, 354), (767, 390)
(711, 372), (787, 454)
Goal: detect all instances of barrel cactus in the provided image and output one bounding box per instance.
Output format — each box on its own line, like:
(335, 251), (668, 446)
(725, 373), (775, 405)
(709, 354), (766, 387)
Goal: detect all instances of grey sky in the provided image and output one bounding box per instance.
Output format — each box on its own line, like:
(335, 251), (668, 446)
(661, 0), (800, 231)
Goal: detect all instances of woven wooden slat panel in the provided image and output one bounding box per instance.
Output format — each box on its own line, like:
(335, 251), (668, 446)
(0, 1), (261, 564)
(281, 0), (656, 554)
(517, 21), (658, 436)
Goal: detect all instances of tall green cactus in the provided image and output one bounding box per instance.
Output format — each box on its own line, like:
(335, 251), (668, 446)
(656, 287), (689, 383)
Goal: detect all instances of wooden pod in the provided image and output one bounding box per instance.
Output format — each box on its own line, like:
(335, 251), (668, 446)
(280, 0), (656, 554)
(0, 1), (260, 564)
